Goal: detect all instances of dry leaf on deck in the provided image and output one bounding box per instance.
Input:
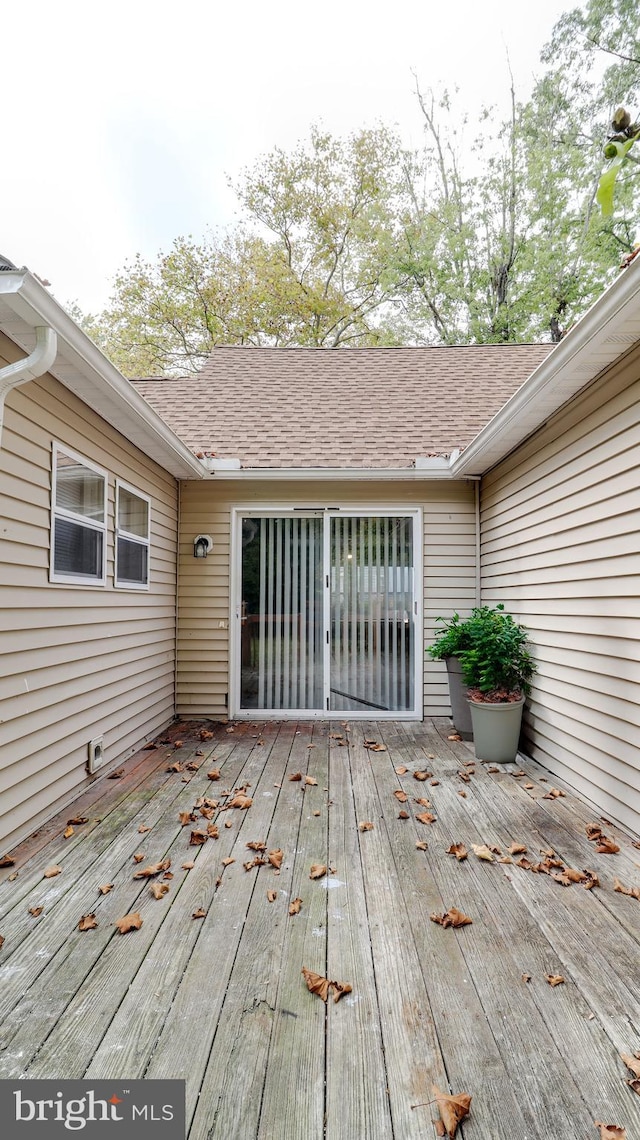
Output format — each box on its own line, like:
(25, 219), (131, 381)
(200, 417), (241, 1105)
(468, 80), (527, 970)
(97, 883), (114, 894)
(78, 913), (97, 930)
(138, 824), (151, 834)
(246, 840), (267, 852)
(0, 855), (16, 867)
(430, 907), (473, 929)
(415, 797), (431, 807)
(524, 782), (535, 789)
(133, 859), (171, 879)
(414, 770), (431, 781)
(472, 844), (495, 862)
(458, 771), (471, 783)
(224, 820), (233, 829)
(508, 843), (527, 855)
(430, 780), (440, 786)
(620, 1053), (640, 1080)
(225, 794), (253, 810)
(614, 879), (640, 900)
(594, 1125), (626, 1140)
(192, 908), (206, 919)
(394, 790), (408, 803)
(416, 840), (428, 850)
(43, 866), (61, 878)
(597, 836), (620, 854)
(190, 830), (208, 846)
(447, 843), (468, 862)
(522, 973), (532, 983)
(150, 882), (170, 899)
(207, 769), (220, 781)
(67, 816), (88, 825)
(583, 870), (600, 890)
(398, 810), (410, 819)
(268, 849), (284, 869)
(267, 889), (277, 903)
(396, 766), (409, 775)
(586, 823), (603, 840)
(222, 857), (235, 867)
(447, 734), (462, 742)
(0, 934), (4, 948)
(114, 912), (142, 933)
(289, 897), (302, 915)
(108, 768), (125, 779)
(207, 824), (219, 839)
(179, 811), (195, 826)
(487, 766), (500, 773)
(199, 729), (214, 741)
(63, 826), (74, 839)
(301, 968), (331, 1001)
(310, 863), (327, 879)
(542, 787), (565, 799)
(359, 822), (374, 832)
(167, 761), (184, 773)
(181, 861), (195, 870)
(29, 906), (43, 917)
(289, 772), (302, 782)
(563, 868), (587, 883)
(458, 791), (467, 798)
(545, 974), (565, 987)
(433, 1086), (472, 1137)
(305, 775), (318, 786)
(416, 811), (437, 825)
(332, 981), (353, 1003)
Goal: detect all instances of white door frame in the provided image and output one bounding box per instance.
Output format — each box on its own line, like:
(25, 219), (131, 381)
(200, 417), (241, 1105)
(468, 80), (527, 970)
(229, 505), (423, 720)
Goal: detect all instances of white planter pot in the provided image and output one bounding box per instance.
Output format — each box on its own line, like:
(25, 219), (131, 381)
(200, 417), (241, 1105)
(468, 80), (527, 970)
(468, 696), (525, 763)
(445, 657), (473, 740)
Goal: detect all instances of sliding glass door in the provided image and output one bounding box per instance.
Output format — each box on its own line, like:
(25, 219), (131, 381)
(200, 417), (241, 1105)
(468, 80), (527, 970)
(236, 510), (419, 717)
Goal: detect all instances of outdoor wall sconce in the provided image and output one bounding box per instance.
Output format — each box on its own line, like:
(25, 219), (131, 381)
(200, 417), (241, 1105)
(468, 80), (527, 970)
(193, 534), (213, 559)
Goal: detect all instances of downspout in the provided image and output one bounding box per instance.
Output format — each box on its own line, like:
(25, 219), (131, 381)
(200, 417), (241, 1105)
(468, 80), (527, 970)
(0, 325), (57, 445)
(475, 479), (481, 606)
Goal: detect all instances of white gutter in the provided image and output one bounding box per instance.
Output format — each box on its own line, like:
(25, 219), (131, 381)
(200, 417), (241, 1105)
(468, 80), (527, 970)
(0, 269), (205, 479)
(0, 324), (57, 444)
(198, 463), (469, 481)
(450, 257), (640, 477)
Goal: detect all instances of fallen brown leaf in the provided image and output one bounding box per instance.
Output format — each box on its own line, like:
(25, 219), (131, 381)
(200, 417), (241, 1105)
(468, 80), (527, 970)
(614, 879), (640, 901)
(359, 822), (374, 832)
(583, 869), (600, 890)
(78, 913), (97, 930)
(133, 859), (171, 879)
(524, 782), (535, 789)
(67, 816), (88, 825)
(167, 761), (184, 773)
(596, 836), (620, 854)
(289, 772), (302, 781)
(246, 840), (267, 852)
(416, 811), (437, 825)
(447, 844), (468, 861)
(364, 740), (386, 751)
(545, 974), (565, 987)
(414, 770), (431, 781)
(181, 861), (195, 870)
(508, 843), (527, 855)
(396, 765), (409, 775)
(29, 906), (44, 917)
(192, 908), (206, 919)
(0, 934), (4, 948)
(564, 868), (587, 883)
(310, 863), (327, 879)
(447, 734), (462, 741)
(486, 766), (500, 773)
(594, 1124), (626, 1140)
(430, 907), (473, 929)
(43, 866), (62, 878)
(0, 855), (16, 867)
(114, 912), (142, 933)
(522, 973), (531, 983)
(457, 791), (467, 798)
(415, 797), (431, 807)
(430, 780), (440, 786)
(305, 775), (318, 786)
(108, 768), (125, 779)
(150, 881), (170, 899)
(267, 889), (278, 903)
(225, 794), (253, 810)
(207, 769), (220, 781)
(394, 789), (408, 803)
(398, 810), (410, 819)
(289, 897), (302, 915)
(472, 844), (495, 862)
(207, 824), (219, 839)
(97, 883), (114, 894)
(416, 840), (428, 850)
(433, 1086), (472, 1137)
(458, 771), (471, 783)
(222, 857), (235, 867)
(332, 981), (353, 1003)
(620, 1053), (640, 1080)
(301, 967), (331, 1001)
(190, 830), (208, 846)
(63, 826), (74, 839)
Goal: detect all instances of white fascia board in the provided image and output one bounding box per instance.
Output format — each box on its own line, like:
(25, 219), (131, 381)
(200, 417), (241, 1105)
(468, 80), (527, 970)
(0, 269), (204, 479)
(451, 258), (640, 477)
(201, 464), (461, 481)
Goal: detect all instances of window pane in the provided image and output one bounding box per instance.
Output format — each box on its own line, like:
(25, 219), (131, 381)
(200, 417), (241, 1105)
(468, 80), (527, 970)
(118, 487), (149, 537)
(117, 536), (148, 584)
(54, 517), (103, 579)
(56, 452), (104, 521)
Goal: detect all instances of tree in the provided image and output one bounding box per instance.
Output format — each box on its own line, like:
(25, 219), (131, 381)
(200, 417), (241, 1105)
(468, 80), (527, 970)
(79, 0), (640, 373)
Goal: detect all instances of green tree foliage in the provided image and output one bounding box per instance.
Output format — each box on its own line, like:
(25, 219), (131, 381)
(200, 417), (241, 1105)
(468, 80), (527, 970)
(78, 0), (640, 374)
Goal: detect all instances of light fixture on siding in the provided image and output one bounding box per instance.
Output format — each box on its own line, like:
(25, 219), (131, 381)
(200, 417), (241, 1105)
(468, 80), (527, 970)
(193, 534), (213, 559)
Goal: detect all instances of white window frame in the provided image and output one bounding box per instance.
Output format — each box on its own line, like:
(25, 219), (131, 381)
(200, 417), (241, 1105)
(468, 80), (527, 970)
(50, 443), (107, 586)
(114, 479), (151, 590)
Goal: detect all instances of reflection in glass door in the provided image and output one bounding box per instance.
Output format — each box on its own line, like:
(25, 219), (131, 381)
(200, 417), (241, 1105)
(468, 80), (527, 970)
(330, 516), (415, 712)
(237, 511), (418, 716)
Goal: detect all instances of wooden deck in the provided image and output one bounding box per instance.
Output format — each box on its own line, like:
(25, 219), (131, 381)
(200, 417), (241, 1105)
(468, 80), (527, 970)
(1, 719), (639, 1139)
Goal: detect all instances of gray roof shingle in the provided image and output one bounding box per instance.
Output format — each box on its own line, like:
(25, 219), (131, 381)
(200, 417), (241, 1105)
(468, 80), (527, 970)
(131, 344), (554, 469)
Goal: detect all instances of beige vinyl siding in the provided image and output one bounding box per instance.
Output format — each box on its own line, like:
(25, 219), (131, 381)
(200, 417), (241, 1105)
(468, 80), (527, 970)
(177, 478), (477, 718)
(480, 342), (640, 836)
(0, 334), (179, 851)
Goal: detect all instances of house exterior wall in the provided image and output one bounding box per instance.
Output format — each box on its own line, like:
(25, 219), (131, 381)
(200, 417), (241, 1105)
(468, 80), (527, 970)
(177, 477), (478, 719)
(0, 334), (179, 852)
(480, 343), (640, 836)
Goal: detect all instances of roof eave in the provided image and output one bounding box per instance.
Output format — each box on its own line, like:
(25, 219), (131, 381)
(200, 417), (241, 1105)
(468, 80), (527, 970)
(451, 258), (640, 477)
(0, 269), (205, 480)
(200, 464), (468, 481)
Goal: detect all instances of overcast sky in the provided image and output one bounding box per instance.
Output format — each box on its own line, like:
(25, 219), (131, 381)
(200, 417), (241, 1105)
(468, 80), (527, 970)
(3, 0), (571, 313)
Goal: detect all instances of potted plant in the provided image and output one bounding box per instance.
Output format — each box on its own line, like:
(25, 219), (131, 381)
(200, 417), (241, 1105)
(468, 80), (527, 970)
(457, 604), (536, 763)
(427, 612), (474, 740)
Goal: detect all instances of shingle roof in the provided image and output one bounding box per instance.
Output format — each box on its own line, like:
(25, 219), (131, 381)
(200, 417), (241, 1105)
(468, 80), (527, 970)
(130, 344), (554, 469)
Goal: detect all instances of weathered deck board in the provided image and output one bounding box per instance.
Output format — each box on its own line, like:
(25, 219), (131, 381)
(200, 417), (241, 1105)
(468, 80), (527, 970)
(1, 718), (639, 1139)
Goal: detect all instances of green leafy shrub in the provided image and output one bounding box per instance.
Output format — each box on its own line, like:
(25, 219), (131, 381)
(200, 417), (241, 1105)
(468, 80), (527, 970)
(427, 612), (473, 660)
(456, 604), (536, 699)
